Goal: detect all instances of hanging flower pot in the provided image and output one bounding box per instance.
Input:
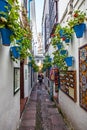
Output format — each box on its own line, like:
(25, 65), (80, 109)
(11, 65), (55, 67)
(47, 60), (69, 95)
(65, 56), (73, 67)
(48, 57), (52, 62)
(73, 23), (86, 38)
(56, 44), (62, 50)
(60, 50), (68, 55)
(10, 46), (20, 59)
(59, 29), (64, 38)
(28, 62), (32, 67)
(0, 28), (13, 46)
(0, 0), (11, 18)
(65, 38), (70, 43)
(29, 56), (32, 60)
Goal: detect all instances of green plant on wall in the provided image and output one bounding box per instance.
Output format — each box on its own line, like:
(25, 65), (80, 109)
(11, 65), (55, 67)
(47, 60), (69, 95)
(51, 35), (61, 47)
(52, 50), (68, 71)
(28, 56), (39, 72)
(62, 26), (73, 39)
(0, 0), (32, 61)
(33, 63), (39, 72)
(0, 0), (20, 32)
(51, 24), (62, 48)
(68, 10), (87, 28)
(42, 55), (52, 71)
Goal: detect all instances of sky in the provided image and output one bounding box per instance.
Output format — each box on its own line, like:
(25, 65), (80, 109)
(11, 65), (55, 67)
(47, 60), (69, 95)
(35, 0), (44, 33)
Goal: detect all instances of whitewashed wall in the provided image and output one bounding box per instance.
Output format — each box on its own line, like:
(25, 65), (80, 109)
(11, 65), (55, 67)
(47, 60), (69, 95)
(42, 0), (87, 128)
(24, 64), (33, 98)
(58, 0), (87, 130)
(42, 0), (49, 53)
(58, 0), (70, 22)
(24, 65), (29, 97)
(0, 43), (20, 130)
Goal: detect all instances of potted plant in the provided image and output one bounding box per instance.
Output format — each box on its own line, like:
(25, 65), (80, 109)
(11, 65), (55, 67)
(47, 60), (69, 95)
(56, 42), (63, 50)
(0, 0), (11, 18)
(42, 55), (52, 71)
(52, 50), (68, 71)
(0, 28), (13, 45)
(0, 0), (20, 45)
(32, 63), (39, 72)
(28, 56), (39, 72)
(68, 10), (87, 38)
(60, 49), (68, 55)
(10, 46), (20, 62)
(64, 56), (74, 67)
(55, 24), (62, 37)
(61, 26), (73, 43)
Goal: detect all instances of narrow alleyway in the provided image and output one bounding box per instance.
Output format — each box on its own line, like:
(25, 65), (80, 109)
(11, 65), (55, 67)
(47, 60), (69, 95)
(19, 83), (69, 130)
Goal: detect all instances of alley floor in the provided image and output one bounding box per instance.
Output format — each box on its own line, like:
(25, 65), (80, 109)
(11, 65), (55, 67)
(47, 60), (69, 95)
(19, 83), (69, 130)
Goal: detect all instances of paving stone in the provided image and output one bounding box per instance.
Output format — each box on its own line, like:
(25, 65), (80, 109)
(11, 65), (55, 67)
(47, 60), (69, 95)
(21, 120), (35, 127)
(22, 112), (36, 120)
(19, 126), (35, 130)
(19, 83), (69, 130)
(48, 108), (59, 114)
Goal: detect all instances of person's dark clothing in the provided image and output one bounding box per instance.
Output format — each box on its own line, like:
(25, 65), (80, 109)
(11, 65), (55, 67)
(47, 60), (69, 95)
(38, 74), (43, 84)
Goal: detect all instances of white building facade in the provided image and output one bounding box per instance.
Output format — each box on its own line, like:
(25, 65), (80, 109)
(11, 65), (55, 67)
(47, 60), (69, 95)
(0, 0), (36, 129)
(42, 0), (87, 130)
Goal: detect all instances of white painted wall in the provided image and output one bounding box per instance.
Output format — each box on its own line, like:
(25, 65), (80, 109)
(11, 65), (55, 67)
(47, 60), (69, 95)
(43, 0), (87, 129)
(28, 66), (32, 97)
(59, 91), (87, 130)
(24, 64), (33, 98)
(58, 0), (87, 130)
(30, 0), (38, 56)
(42, 0), (49, 52)
(24, 65), (29, 97)
(0, 44), (20, 130)
(58, 0), (70, 22)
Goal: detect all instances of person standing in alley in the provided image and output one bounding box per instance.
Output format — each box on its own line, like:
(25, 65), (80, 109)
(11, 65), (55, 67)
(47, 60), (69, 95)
(38, 73), (43, 85)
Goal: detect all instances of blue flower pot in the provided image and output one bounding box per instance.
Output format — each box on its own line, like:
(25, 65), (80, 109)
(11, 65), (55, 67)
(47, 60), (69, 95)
(56, 44), (62, 50)
(73, 23), (86, 38)
(65, 56), (73, 67)
(48, 58), (52, 62)
(60, 50), (68, 55)
(28, 62), (32, 67)
(65, 38), (70, 43)
(0, 28), (13, 46)
(0, 0), (11, 18)
(59, 29), (64, 38)
(29, 56), (32, 60)
(10, 46), (20, 59)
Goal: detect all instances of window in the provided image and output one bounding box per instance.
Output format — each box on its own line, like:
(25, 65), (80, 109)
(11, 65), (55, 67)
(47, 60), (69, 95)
(14, 68), (20, 95)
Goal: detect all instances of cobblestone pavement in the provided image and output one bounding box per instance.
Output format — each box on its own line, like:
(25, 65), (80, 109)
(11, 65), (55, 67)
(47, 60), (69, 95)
(19, 83), (69, 130)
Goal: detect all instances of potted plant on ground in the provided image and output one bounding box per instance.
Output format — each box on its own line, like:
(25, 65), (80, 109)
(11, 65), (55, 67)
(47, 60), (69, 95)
(68, 10), (87, 38)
